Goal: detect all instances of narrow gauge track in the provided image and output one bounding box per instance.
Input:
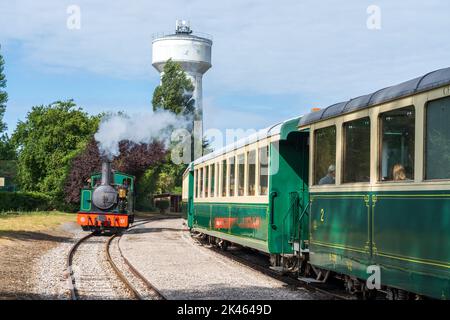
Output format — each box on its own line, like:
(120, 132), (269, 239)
(108, 233), (166, 300)
(193, 236), (353, 300)
(67, 217), (167, 300)
(66, 232), (95, 300)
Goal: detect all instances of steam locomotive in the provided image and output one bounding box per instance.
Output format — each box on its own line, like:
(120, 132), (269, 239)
(77, 161), (135, 233)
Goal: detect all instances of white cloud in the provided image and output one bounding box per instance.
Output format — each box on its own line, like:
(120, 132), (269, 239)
(1, 0), (450, 126)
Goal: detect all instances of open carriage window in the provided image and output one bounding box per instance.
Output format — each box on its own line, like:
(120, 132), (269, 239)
(379, 106), (415, 181)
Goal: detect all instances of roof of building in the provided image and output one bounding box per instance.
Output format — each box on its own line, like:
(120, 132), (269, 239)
(299, 67), (450, 127)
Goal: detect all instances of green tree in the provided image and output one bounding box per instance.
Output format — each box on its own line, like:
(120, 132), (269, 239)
(12, 100), (100, 207)
(152, 59), (195, 116)
(0, 44), (7, 134)
(0, 44), (15, 161)
(134, 59), (196, 209)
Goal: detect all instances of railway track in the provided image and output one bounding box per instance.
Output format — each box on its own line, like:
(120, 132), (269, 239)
(108, 233), (166, 300)
(193, 236), (354, 300)
(66, 218), (167, 300)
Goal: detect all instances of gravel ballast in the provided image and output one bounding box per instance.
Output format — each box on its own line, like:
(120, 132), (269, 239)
(120, 217), (324, 300)
(32, 225), (132, 300)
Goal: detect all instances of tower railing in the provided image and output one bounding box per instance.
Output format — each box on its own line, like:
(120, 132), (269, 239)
(152, 31), (213, 42)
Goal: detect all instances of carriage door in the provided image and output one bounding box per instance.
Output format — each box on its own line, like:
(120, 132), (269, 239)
(187, 169), (195, 226)
(287, 131), (310, 252)
(297, 131), (310, 253)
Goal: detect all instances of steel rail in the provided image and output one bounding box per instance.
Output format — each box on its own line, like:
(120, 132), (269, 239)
(195, 238), (351, 300)
(117, 235), (166, 300)
(105, 234), (143, 300)
(66, 232), (94, 300)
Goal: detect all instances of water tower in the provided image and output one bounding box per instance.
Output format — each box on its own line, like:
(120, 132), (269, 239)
(152, 20), (213, 130)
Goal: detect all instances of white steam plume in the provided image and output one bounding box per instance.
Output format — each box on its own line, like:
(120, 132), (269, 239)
(94, 110), (190, 159)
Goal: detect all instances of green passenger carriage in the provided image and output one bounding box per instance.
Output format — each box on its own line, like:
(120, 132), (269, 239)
(183, 68), (450, 299)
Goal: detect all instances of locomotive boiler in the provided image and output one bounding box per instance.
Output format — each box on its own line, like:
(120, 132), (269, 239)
(77, 160), (135, 233)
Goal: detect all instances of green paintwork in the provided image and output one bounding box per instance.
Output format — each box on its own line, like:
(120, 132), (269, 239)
(187, 164), (195, 227)
(80, 171), (135, 213)
(90, 171), (135, 192)
(80, 189), (92, 212)
(192, 202), (270, 251)
(268, 131), (309, 253)
(309, 190), (450, 300)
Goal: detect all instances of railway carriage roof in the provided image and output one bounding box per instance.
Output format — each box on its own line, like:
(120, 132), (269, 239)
(192, 116), (301, 166)
(298, 67), (450, 127)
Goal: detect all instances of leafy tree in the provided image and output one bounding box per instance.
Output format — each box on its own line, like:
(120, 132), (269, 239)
(0, 44), (15, 161)
(114, 140), (166, 176)
(0, 44), (7, 135)
(148, 59), (196, 205)
(12, 100), (100, 207)
(64, 138), (166, 209)
(0, 134), (16, 160)
(152, 59), (195, 116)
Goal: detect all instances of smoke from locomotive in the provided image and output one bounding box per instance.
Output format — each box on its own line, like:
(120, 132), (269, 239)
(94, 110), (190, 159)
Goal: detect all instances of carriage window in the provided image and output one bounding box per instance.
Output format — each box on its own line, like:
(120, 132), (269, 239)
(194, 169), (198, 198)
(204, 166), (209, 197)
(380, 106), (415, 181)
(229, 157), (236, 196)
(237, 154), (245, 196)
(221, 160), (227, 197)
(210, 164), (215, 197)
(247, 150), (256, 196)
(343, 118), (370, 183)
(314, 126), (336, 185)
(426, 97), (450, 180)
(199, 167), (203, 197)
(259, 146), (269, 195)
(216, 162), (219, 195)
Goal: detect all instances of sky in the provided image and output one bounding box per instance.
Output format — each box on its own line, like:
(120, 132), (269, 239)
(0, 0), (449, 139)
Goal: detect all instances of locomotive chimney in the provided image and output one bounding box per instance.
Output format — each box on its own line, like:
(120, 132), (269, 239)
(101, 160), (112, 186)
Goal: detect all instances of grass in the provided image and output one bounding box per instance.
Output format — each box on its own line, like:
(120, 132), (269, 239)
(0, 211), (76, 234)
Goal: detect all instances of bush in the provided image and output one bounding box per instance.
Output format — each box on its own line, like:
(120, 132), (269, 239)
(0, 191), (52, 212)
